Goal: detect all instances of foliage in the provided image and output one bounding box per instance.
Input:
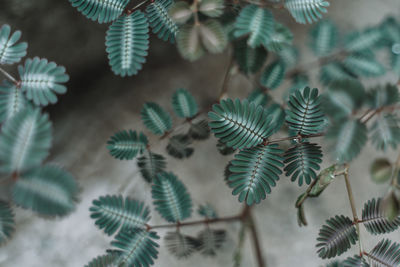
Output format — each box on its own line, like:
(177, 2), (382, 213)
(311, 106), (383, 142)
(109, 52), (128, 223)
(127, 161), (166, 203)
(284, 0), (330, 24)
(146, 0), (178, 43)
(171, 88), (198, 118)
(141, 102), (172, 135)
(107, 130), (148, 160)
(0, 24), (27, 65)
(0, 201), (15, 245)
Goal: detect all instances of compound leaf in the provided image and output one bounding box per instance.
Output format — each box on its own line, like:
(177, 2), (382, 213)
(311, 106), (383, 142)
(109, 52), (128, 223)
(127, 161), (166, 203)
(0, 201), (15, 245)
(284, 0), (330, 24)
(107, 130), (148, 160)
(172, 88), (198, 118)
(199, 19), (228, 53)
(370, 113), (400, 151)
(84, 254), (116, 267)
(199, 0), (224, 17)
(69, 0), (129, 23)
(263, 22), (293, 52)
(166, 134), (194, 159)
(146, 0), (178, 43)
(151, 172), (192, 222)
(137, 152), (167, 183)
(234, 39), (268, 75)
(316, 215), (358, 259)
(0, 80), (28, 123)
(361, 198), (400, 235)
(368, 239), (400, 267)
(344, 52), (385, 77)
(176, 24), (204, 61)
(260, 60), (286, 90)
(164, 231), (199, 258)
(342, 255), (369, 267)
(18, 57), (69, 106)
(227, 144), (284, 205)
(0, 108), (51, 173)
(90, 195), (151, 236)
(105, 11), (150, 77)
(168, 1), (193, 25)
(310, 20), (337, 56)
(189, 119), (210, 140)
(197, 229), (226, 256)
(12, 165), (78, 216)
(0, 24), (27, 65)
(141, 102), (172, 135)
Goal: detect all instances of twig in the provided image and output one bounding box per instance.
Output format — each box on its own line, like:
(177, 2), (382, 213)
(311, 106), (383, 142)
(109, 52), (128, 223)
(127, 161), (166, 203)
(0, 67), (19, 86)
(218, 55), (234, 100)
(126, 0), (150, 14)
(246, 207), (266, 267)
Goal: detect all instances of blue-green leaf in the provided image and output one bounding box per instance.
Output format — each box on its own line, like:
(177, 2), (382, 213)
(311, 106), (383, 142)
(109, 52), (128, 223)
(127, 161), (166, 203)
(344, 52), (385, 77)
(0, 201), (15, 245)
(0, 108), (52, 173)
(199, 19), (228, 53)
(18, 57), (69, 106)
(106, 11), (150, 77)
(234, 39), (268, 75)
(263, 22), (293, 52)
(107, 130), (148, 160)
(0, 24), (27, 65)
(284, 0), (329, 24)
(69, 0), (130, 24)
(310, 20), (337, 56)
(260, 60), (286, 90)
(146, 0), (178, 43)
(199, 0), (224, 18)
(172, 88), (198, 118)
(137, 152), (167, 183)
(370, 113), (400, 151)
(141, 102), (172, 135)
(0, 80), (28, 123)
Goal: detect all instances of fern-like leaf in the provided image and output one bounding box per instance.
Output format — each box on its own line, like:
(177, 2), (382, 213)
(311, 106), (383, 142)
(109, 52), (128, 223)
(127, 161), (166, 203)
(164, 231), (199, 258)
(342, 255), (369, 267)
(326, 119), (367, 163)
(316, 215), (358, 259)
(151, 172), (192, 222)
(370, 114), (400, 151)
(137, 152), (166, 183)
(189, 119), (210, 140)
(141, 102), (172, 135)
(107, 130), (148, 160)
(90, 195), (150, 236)
(12, 165), (78, 216)
(0, 201), (15, 245)
(247, 89), (269, 107)
(18, 57), (69, 106)
(319, 62), (354, 85)
(368, 84), (399, 109)
(146, 0), (178, 42)
(234, 5), (274, 48)
(176, 24), (204, 61)
(168, 1), (193, 25)
(260, 60), (286, 90)
(172, 88), (198, 118)
(197, 229), (226, 256)
(84, 254), (116, 267)
(69, 0), (129, 24)
(286, 87), (325, 135)
(284, 142), (322, 186)
(345, 28), (383, 53)
(263, 22), (293, 52)
(0, 80), (28, 123)
(344, 52), (385, 77)
(0, 24), (27, 65)
(227, 144), (284, 205)
(199, 19), (228, 53)
(284, 0), (329, 24)
(368, 239), (400, 267)
(310, 20), (337, 56)
(208, 98), (275, 149)
(0, 108), (51, 173)
(166, 134), (194, 159)
(198, 203), (218, 218)
(111, 228), (160, 266)
(361, 198), (400, 235)
(234, 39), (268, 75)
(199, 0), (224, 18)
(105, 11), (150, 77)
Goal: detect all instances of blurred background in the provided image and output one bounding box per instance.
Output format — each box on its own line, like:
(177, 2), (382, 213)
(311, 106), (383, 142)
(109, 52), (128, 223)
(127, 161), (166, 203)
(0, 0), (400, 266)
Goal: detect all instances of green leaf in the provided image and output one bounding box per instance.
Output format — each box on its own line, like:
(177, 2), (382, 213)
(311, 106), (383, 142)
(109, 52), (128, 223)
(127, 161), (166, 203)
(0, 108), (52, 173)
(361, 198), (400, 235)
(316, 215), (358, 259)
(172, 88), (198, 118)
(284, 74), (309, 101)
(234, 5), (274, 48)
(199, 0), (224, 17)
(284, 142), (322, 186)
(228, 144), (284, 205)
(164, 231), (199, 258)
(370, 158), (393, 184)
(198, 203), (218, 218)
(105, 11), (150, 77)
(168, 1), (193, 25)
(166, 134), (194, 159)
(345, 28), (383, 52)
(319, 62), (354, 85)
(0, 24), (27, 65)
(260, 60), (286, 90)
(12, 165), (78, 216)
(310, 20), (337, 56)
(0, 80), (28, 123)
(18, 57), (69, 106)
(146, 0), (178, 43)
(111, 228), (160, 266)
(284, 0), (329, 24)
(199, 19), (228, 53)
(263, 22), (293, 52)
(342, 255), (369, 267)
(278, 45), (298, 67)
(0, 201), (15, 245)
(247, 89), (269, 107)
(69, 0), (130, 24)
(322, 79), (365, 119)
(234, 39), (268, 75)
(286, 87), (325, 135)
(216, 140), (236, 155)
(265, 103), (286, 134)
(208, 98), (275, 149)
(137, 152), (167, 183)
(90, 195), (151, 236)
(107, 130), (148, 160)
(197, 229), (226, 256)
(326, 119), (367, 163)
(368, 239), (400, 267)
(177, 24), (204, 61)
(84, 254), (116, 267)
(367, 84), (400, 109)
(371, 113), (400, 151)
(141, 102), (172, 135)
(151, 172), (192, 222)
(344, 52), (385, 77)
(188, 119), (210, 140)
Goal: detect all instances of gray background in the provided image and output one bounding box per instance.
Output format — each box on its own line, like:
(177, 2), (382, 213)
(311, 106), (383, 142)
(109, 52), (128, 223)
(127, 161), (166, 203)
(0, 0), (400, 266)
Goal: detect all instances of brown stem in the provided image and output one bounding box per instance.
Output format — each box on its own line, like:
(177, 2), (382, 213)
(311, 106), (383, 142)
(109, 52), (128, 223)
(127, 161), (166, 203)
(247, 208), (266, 267)
(0, 67), (19, 86)
(218, 55), (234, 101)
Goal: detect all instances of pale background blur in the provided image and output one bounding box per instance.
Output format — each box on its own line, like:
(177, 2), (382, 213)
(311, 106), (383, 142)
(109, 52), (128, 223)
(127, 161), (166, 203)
(0, 0), (399, 266)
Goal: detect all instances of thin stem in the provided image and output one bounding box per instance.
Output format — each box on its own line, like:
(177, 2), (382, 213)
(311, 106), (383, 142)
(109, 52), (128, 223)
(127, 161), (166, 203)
(218, 55), (234, 101)
(126, 0), (149, 14)
(0, 67), (19, 86)
(342, 166), (364, 256)
(247, 209), (266, 267)
(193, 0), (200, 26)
